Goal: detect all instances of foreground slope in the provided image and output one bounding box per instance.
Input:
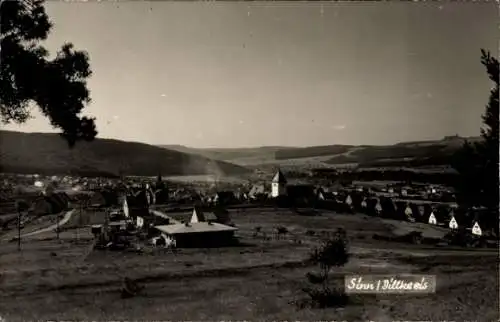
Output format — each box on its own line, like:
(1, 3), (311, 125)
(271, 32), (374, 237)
(0, 131), (250, 177)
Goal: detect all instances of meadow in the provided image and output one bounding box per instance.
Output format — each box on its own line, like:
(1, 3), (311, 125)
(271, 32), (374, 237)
(0, 207), (497, 321)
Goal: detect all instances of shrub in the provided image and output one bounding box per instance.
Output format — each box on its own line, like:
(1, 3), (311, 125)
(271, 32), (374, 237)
(302, 228), (349, 308)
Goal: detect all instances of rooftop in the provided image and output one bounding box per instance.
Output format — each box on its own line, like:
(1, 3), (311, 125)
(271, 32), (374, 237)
(155, 222), (238, 235)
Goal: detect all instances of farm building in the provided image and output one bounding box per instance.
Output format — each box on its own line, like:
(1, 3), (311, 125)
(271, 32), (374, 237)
(155, 222), (238, 248)
(190, 207), (217, 223)
(271, 169), (287, 198)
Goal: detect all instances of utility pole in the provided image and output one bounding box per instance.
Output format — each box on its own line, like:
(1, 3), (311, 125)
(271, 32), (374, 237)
(15, 199), (27, 252)
(17, 208), (21, 251)
(56, 211), (60, 241)
(76, 200), (82, 241)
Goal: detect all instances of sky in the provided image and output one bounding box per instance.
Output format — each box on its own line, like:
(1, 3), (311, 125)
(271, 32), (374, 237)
(4, 1), (498, 148)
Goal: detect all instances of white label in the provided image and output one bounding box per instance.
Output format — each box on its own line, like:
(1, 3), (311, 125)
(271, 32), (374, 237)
(472, 222), (482, 236)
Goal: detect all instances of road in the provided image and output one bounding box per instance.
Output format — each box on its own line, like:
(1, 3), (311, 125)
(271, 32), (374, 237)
(18, 209), (75, 238)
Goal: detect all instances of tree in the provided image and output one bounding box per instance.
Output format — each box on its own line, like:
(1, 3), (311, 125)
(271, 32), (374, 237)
(451, 49), (499, 232)
(0, 0), (97, 147)
(302, 228), (349, 308)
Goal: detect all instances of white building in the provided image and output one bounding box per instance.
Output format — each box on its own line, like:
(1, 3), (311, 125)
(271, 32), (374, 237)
(271, 169), (287, 198)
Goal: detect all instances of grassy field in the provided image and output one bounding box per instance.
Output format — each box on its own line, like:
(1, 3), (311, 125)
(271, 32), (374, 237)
(0, 207), (497, 321)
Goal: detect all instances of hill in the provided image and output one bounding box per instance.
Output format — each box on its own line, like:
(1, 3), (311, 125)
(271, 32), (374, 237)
(160, 136), (481, 170)
(159, 145), (295, 161)
(0, 131), (250, 177)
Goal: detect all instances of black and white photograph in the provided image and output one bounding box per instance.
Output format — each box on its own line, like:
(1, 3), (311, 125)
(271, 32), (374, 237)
(0, 0), (498, 320)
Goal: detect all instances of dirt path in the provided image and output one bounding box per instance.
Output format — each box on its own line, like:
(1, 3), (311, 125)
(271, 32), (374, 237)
(18, 209), (75, 238)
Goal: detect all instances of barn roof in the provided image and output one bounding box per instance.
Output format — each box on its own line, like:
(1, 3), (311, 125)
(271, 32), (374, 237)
(155, 222), (238, 235)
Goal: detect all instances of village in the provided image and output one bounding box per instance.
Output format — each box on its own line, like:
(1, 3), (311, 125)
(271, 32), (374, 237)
(0, 168), (494, 252)
(0, 168), (497, 319)
(0, 0), (498, 319)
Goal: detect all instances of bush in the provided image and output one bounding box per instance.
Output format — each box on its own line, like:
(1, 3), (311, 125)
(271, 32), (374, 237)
(302, 228), (350, 308)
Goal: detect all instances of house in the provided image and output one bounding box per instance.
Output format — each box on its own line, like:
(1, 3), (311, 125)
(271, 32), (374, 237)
(108, 220), (128, 232)
(30, 197), (53, 216)
(380, 197), (398, 218)
(434, 205), (453, 225)
(366, 197), (382, 215)
(316, 188), (326, 201)
(212, 191), (237, 205)
(136, 212), (169, 230)
(56, 192), (71, 208)
(101, 190), (119, 207)
(190, 207), (217, 223)
(316, 187), (337, 201)
(248, 184), (267, 200)
(213, 207), (232, 225)
(126, 193), (150, 219)
(46, 193), (68, 213)
(271, 169), (287, 198)
(89, 191), (106, 208)
(155, 222), (238, 248)
(154, 188), (169, 204)
(286, 184), (316, 206)
(344, 194), (353, 207)
(403, 204), (415, 221)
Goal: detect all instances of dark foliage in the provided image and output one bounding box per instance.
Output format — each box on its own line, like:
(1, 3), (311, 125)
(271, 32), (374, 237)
(0, 130), (249, 177)
(303, 228), (349, 308)
(0, 0), (96, 147)
(451, 50), (499, 233)
(275, 145), (352, 160)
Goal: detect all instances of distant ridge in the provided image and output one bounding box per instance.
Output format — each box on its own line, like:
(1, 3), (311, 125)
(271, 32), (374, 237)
(0, 130), (250, 177)
(159, 136), (481, 168)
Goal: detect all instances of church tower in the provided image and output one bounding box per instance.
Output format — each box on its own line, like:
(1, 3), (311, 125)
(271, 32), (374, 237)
(271, 169), (287, 198)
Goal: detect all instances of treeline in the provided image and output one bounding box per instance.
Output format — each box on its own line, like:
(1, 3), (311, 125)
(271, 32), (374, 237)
(342, 170), (458, 185)
(359, 155), (454, 168)
(274, 145), (352, 160)
(309, 169), (458, 186)
(0, 164), (119, 178)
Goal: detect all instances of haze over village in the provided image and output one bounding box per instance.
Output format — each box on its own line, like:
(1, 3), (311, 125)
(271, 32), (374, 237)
(0, 1), (498, 321)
